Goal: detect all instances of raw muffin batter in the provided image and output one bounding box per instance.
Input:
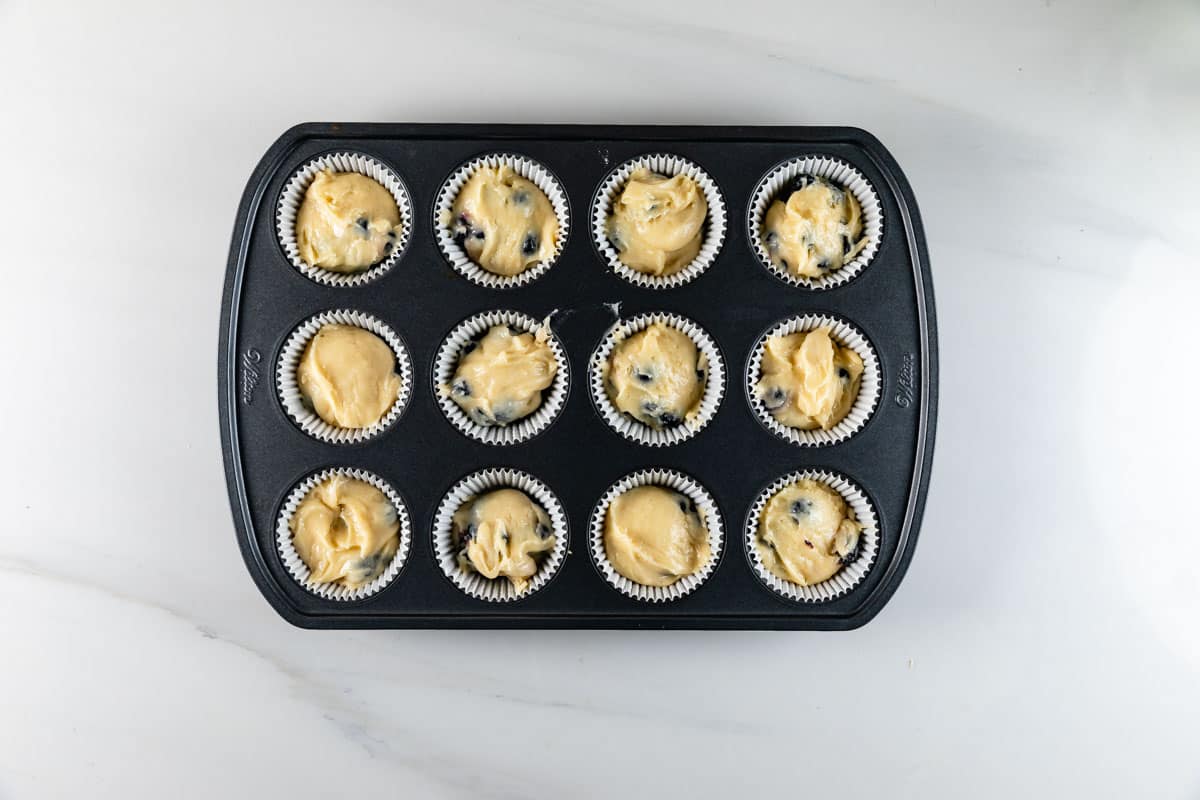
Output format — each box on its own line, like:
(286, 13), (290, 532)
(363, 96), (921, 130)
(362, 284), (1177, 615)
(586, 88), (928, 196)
(756, 478), (861, 585)
(290, 474), (400, 586)
(606, 168), (707, 276)
(761, 175), (866, 278)
(756, 326), (862, 430)
(605, 322), (705, 429)
(296, 170), (403, 271)
(452, 488), (555, 592)
(450, 165), (558, 276)
(446, 324), (558, 427)
(603, 485), (710, 587)
(298, 324), (401, 429)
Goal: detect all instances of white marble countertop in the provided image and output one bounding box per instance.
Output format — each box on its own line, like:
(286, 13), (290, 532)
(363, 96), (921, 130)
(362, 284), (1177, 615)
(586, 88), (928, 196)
(1, 0), (1198, 797)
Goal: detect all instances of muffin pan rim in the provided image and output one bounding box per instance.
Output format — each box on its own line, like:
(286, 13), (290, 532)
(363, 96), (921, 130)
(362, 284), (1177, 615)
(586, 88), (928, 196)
(220, 123), (937, 630)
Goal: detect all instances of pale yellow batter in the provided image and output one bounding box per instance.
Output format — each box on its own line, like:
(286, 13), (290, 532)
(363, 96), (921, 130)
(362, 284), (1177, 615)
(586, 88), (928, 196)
(296, 170), (403, 271)
(756, 327), (862, 430)
(450, 165), (558, 276)
(761, 176), (866, 278)
(446, 324), (558, 427)
(605, 323), (705, 429)
(452, 488), (556, 591)
(756, 479), (861, 586)
(606, 168), (707, 277)
(604, 485), (710, 587)
(298, 324), (401, 429)
(290, 475), (400, 586)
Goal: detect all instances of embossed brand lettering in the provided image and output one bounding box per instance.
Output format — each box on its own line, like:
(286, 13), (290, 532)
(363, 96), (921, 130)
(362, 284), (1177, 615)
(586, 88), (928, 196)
(240, 348), (262, 404)
(895, 352), (916, 408)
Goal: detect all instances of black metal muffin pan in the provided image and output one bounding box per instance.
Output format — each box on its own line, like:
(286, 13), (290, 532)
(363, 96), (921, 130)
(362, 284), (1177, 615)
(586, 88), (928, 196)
(219, 123), (937, 629)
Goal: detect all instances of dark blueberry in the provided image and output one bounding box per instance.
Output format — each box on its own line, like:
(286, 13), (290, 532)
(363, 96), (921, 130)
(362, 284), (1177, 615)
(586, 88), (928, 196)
(838, 368), (850, 380)
(492, 407), (512, 425)
(387, 230), (397, 240)
(536, 523), (552, 540)
(456, 213), (470, 226)
(762, 386), (787, 411)
(451, 379), (471, 397)
(501, 532), (510, 543)
(647, 203), (660, 213)
(839, 546), (860, 566)
(506, 324), (523, 336)
(790, 499), (813, 518)
(608, 233), (625, 252)
(460, 523), (477, 545)
(512, 190), (529, 205)
(657, 412), (682, 428)
(779, 258), (789, 271)
(827, 185), (845, 206)
(521, 234), (539, 256)
(764, 231), (780, 250)
(348, 553), (383, 582)
(453, 230), (467, 247)
(817, 258), (832, 270)
(787, 175), (810, 195)
(461, 341), (478, 355)
(695, 368), (705, 382)
(472, 229), (485, 240)
(472, 408), (494, 426)
(641, 401), (660, 413)
(356, 217), (369, 232)
(677, 496), (695, 514)
(635, 369), (654, 384)
(842, 235), (854, 256)
(804, 539), (814, 549)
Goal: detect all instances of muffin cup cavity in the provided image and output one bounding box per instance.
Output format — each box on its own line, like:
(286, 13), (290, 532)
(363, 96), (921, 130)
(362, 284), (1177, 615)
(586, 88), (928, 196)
(277, 309), (414, 445)
(588, 312), (725, 447)
(433, 310), (570, 445)
(745, 469), (878, 603)
(747, 155), (883, 290)
(746, 313), (880, 447)
(589, 469), (724, 603)
(434, 153), (571, 289)
(432, 468), (569, 602)
(276, 152), (413, 287)
(591, 153), (726, 289)
(276, 467), (413, 601)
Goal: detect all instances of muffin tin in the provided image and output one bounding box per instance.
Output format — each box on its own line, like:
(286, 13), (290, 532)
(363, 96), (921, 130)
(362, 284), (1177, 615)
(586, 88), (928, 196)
(219, 123), (937, 630)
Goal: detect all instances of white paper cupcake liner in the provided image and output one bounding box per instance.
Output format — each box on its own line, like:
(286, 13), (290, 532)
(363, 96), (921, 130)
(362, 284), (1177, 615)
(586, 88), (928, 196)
(591, 153), (726, 289)
(277, 309), (414, 445)
(745, 469), (878, 602)
(746, 313), (880, 447)
(276, 467), (413, 601)
(276, 152), (413, 287)
(432, 468), (569, 602)
(433, 310), (569, 445)
(589, 469), (724, 603)
(589, 312), (725, 447)
(747, 156), (883, 290)
(433, 153), (570, 289)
